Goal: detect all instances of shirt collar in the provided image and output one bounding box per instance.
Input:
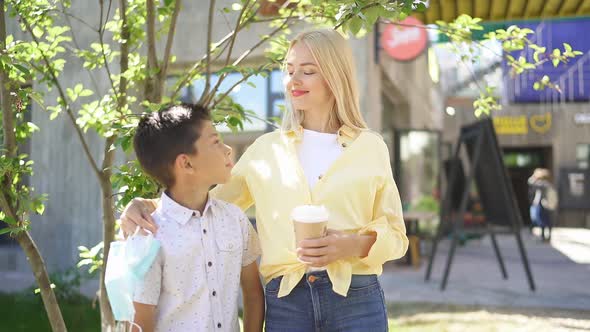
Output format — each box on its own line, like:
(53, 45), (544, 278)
(157, 191), (214, 225)
(285, 124), (360, 143)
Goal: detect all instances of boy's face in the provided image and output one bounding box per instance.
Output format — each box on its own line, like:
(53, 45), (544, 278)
(177, 120), (233, 186)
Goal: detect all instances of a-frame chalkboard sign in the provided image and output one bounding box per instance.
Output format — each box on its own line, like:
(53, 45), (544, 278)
(425, 118), (536, 291)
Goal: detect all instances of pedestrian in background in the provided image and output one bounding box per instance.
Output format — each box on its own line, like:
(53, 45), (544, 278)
(528, 168), (558, 242)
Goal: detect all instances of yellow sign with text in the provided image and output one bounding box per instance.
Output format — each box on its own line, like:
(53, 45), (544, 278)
(493, 113), (552, 135)
(493, 115), (528, 135)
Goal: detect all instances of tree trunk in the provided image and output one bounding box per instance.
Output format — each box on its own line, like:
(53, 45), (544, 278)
(98, 181), (116, 331)
(0, 0), (16, 156)
(15, 232), (68, 331)
(98, 136), (117, 331)
(97, 2), (130, 329)
(144, 0), (161, 104)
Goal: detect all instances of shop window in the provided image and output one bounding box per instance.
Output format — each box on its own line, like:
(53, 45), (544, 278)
(577, 144), (590, 169)
(503, 151), (543, 168)
(394, 130), (441, 212)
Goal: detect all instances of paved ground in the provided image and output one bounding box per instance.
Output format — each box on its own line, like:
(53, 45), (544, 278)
(380, 227), (590, 311)
(2, 228), (590, 313)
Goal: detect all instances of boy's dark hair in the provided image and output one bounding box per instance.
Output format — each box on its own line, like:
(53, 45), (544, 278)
(133, 103), (211, 187)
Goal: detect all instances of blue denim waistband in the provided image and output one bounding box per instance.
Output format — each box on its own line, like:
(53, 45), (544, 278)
(302, 270), (378, 287)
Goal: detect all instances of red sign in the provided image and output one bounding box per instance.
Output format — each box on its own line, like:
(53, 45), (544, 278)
(381, 17), (428, 61)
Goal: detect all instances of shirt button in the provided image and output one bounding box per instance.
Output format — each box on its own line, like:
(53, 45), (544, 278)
(318, 175), (323, 180)
(217, 323), (222, 328)
(212, 290), (216, 296)
(342, 143), (347, 148)
(203, 229), (207, 234)
(192, 212), (196, 217)
(208, 261), (212, 267)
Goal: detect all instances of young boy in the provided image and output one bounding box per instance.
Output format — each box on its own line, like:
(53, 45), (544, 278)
(131, 104), (264, 332)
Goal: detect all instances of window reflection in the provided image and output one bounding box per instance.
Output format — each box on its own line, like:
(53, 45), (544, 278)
(396, 130), (441, 211)
(171, 69), (285, 132)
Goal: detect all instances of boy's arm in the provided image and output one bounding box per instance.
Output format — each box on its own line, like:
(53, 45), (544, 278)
(133, 248), (162, 332)
(238, 212), (263, 332)
(131, 302), (156, 332)
(240, 262), (264, 332)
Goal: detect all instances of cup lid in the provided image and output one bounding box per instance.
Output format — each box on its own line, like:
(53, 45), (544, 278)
(291, 205), (329, 223)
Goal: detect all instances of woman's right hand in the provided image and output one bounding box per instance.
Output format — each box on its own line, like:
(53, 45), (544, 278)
(120, 198), (158, 237)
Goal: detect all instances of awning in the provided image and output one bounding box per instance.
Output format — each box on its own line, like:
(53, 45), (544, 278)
(413, 0), (590, 24)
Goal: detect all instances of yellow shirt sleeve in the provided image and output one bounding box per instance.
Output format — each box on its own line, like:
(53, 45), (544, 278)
(358, 139), (408, 268)
(211, 144), (255, 211)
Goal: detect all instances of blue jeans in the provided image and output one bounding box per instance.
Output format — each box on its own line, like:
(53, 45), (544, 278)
(264, 271), (388, 332)
(530, 203), (551, 227)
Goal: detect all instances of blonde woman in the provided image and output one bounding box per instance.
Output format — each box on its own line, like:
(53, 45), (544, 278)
(121, 29), (408, 331)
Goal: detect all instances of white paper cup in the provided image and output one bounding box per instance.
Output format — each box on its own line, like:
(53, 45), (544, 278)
(291, 205), (329, 247)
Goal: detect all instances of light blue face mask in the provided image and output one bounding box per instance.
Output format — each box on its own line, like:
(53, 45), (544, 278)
(105, 227), (161, 323)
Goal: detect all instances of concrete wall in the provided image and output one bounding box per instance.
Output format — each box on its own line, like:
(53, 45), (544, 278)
(380, 46), (444, 132)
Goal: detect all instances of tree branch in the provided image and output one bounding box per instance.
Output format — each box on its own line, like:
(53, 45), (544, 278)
(0, 191), (17, 224)
(104, 0), (114, 28)
(202, 0), (251, 105)
(21, 17), (102, 178)
(98, 0), (117, 94)
(146, 0), (158, 71)
(211, 73), (252, 109)
(170, 31), (233, 101)
(211, 64), (275, 110)
(143, 0), (161, 102)
(206, 7), (295, 108)
(159, 0), (182, 93)
(178, 7), (296, 106)
(51, 9), (97, 31)
(232, 8), (294, 68)
(206, 5), (298, 108)
(58, 3), (103, 96)
(333, 2), (381, 30)
(216, 106), (280, 129)
(224, 0), (251, 68)
(251, 13), (330, 24)
(170, 7), (286, 100)
(199, 0), (216, 104)
(118, 0), (129, 114)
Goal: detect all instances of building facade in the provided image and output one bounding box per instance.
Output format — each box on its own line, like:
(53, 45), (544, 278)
(0, 3), (444, 277)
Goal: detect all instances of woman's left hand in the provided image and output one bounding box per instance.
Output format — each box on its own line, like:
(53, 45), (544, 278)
(296, 230), (364, 267)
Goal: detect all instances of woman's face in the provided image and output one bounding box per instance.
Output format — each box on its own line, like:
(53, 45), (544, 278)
(285, 42), (334, 113)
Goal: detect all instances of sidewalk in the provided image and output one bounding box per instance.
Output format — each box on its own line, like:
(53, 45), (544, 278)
(3, 228), (590, 312)
(380, 227), (590, 311)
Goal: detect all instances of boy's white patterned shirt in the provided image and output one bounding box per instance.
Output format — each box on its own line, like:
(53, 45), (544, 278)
(133, 192), (261, 332)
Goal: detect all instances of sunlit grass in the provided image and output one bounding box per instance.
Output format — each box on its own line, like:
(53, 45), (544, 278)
(3, 293), (589, 332)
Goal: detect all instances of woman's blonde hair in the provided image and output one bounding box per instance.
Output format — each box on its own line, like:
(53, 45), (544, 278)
(533, 168), (551, 181)
(281, 29), (368, 131)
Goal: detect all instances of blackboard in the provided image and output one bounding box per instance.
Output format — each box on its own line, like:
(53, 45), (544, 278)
(443, 158), (465, 211)
(427, 118), (535, 291)
(460, 119), (523, 228)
